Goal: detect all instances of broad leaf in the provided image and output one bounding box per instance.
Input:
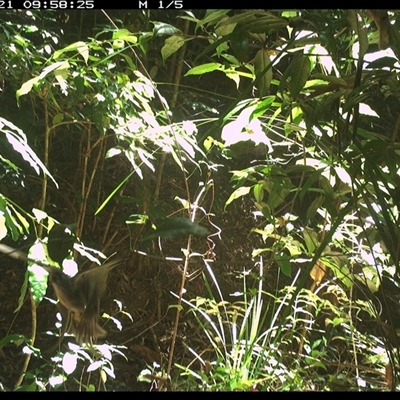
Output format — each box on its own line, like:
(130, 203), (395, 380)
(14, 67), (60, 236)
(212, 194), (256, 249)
(225, 186), (252, 209)
(162, 35), (185, 62)
(185, 63), (221, 76)
(289, 56), (311, 100)
(254, 49), (272, 97)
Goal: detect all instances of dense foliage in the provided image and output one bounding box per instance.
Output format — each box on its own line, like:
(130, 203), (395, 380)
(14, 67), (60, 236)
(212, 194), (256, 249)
(1, 9), (400, 391)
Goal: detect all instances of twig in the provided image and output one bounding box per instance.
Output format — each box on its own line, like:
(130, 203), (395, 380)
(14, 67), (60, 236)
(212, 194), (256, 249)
(14, 290), (37, 390)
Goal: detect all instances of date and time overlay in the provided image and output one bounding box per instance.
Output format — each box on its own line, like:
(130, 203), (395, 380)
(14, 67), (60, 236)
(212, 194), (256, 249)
(0, 0), (183, 9)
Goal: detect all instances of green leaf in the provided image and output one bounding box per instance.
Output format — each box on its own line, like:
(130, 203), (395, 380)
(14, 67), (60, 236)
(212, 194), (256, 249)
(299, 171), (321, 203)
(0, 154), (19, 173)
(358, 27), (369, 60)
(15, 269), (29, 313)
(217, 10), (267, 27)
(112, 29), (137, 44)
(196, 9), (231, 30)
(176, 135), (195, 158)
(322, 256), (353, 288)
(230, 33), (249, 61)
(75, 42), (89, 63)
(251, 96), (275, 119)
(28, 265), (49, 306)
(282, 10), (297, 18)
(347, 10), (368, 59)
(10, 205), (29, 234)
(303, 227), (319, 255)
(16, 76), (41, 100)
(215, 22), (237, 36)
(312, 74), (348, 86)
(289, 56), (311, 100)
(264, 174), (293, 209)
(121, 54), (137, 72)
(319, 175), (334, 199)
(0, 196), (9, 241)
(153, 21), (181, 36)
(27, 242), (51, 306)
(16, 61), (70, 102)
(161, 35), (185, 62)
(136, 147), (155, 172)
(0, 213), (6, 241)
(237, 17), (287, 34)
(225, 186), (252, 209)
(73, 75), (85, 95)
(1, 118), (58, 188)
(53, 41), (89, 63)
(32, 208), (48, 223)
(306, 195), (325, 221)
(95, 170), (135, 215)
(0, 334), (26, 349)
(275, 253), (291, 277)
(261, 204), (272, 221)
(253, 182), (264, 203)
(185, 63), (222, 76)
(112, 39), (125, 49)
(53, 113), (64, 125)
(225, 71), (240, 88)
(62, 352), (78, 374)
(254, 49), (272, 97)
(0, 197), (28, 241)
(40, 61), (70, 79)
